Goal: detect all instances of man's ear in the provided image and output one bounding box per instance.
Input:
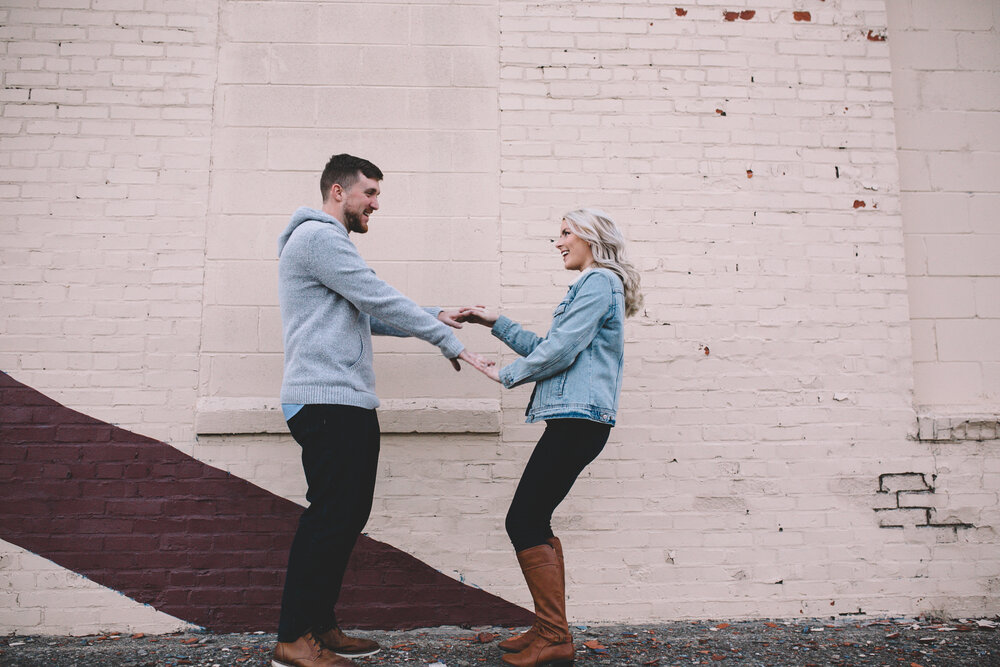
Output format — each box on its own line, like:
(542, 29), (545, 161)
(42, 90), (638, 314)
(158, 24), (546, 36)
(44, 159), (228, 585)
(328, 183), (343, 202)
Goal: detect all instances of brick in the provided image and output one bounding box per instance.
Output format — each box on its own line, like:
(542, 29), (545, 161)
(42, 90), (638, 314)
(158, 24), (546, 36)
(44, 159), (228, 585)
(899, 192), (972, 233)
(936, 320), (1000, 362)
(957, 31), (1000, 69)
(928, 151), (1000, 193)
(209, 170), (307, 216)
(911, 0), (995, 30)
(219, 43), (270, 84)
(200, 306), (260, 353)
(974, 278), (1000, 318)
(924, 234), (1000, 276)
(907, 276), (977, 318)
(358, 45), (454, 87)
(879, 473), (932, 493)
(889, 29), (959, 70)
(921, 71), (1000, 112)
(913, 362), (985, 406)
(220, 85), (317, 127)
(895, 110), (981, 152)
(409, 5), (500, 46)
(203, 261), (278, 306)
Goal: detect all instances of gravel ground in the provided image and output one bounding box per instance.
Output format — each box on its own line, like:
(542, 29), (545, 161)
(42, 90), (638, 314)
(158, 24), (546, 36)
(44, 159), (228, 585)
(3, 618), (999, 666)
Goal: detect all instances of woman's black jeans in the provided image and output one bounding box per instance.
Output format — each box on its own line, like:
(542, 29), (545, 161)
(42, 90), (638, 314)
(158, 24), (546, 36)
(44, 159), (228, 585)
(505, 418), (611, 552)
(277, 404), (380, 643)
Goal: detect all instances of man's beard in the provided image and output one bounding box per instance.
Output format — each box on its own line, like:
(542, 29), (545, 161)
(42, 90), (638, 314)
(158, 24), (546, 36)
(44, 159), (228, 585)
(343, 208), (368, 234)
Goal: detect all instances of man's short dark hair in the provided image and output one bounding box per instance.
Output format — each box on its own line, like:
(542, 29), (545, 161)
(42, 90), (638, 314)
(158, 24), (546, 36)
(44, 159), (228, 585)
(320, 154), (384, 201)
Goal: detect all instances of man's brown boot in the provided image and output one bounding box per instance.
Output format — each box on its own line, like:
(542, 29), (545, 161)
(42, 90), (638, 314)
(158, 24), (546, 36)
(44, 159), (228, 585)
(499, 537), (565, 653)
(501, 542), (574, 667)
(314, 626), (381, 658)
(271, 632), (358, 667)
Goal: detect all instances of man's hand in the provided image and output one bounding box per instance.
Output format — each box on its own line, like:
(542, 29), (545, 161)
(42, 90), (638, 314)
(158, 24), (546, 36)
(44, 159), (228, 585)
(456, 306), (498, 327)
(438, 309), (466, 329)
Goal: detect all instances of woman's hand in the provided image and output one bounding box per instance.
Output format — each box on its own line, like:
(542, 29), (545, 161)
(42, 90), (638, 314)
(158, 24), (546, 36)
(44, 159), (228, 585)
(481, 363), (501, 383)
(449, 349), (495, 372)
(449, 350), (502, 384)
(457, 306), (498, 327)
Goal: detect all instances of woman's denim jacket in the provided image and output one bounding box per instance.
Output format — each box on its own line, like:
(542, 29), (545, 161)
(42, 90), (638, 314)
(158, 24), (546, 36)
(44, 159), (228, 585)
(492, 268), (625, 426)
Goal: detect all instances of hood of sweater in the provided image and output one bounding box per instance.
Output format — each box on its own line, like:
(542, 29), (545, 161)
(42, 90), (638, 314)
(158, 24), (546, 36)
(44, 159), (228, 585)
(277, 206), (346, 257)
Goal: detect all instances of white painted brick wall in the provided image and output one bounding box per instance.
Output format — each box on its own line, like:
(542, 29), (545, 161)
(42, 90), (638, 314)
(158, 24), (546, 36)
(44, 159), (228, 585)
(888, 0), (1000, 415)
(488, 0), (998, 622)
(1, 0), (998, 636)
(0, 540), (195, 635)
(202, 0), (502, 407)
(0, 0), (216, 450)
(0, 0), (216, 634)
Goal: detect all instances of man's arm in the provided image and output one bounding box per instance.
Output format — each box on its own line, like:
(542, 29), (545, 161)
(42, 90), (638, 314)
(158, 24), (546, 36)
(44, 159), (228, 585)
(303, 226), (463, 358)
(371, 308), (460, 337)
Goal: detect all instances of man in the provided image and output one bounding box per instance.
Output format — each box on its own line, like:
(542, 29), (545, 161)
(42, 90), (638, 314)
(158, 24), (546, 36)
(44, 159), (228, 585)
(272, 154), (490, 667)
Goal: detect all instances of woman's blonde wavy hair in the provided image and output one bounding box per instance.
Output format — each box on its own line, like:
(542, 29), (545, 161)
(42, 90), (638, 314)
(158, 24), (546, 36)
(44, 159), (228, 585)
(562, 208), (644, 318)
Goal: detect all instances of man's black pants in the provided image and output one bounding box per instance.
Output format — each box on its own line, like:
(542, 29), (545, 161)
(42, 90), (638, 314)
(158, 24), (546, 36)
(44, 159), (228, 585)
(277, 404), (380, 642)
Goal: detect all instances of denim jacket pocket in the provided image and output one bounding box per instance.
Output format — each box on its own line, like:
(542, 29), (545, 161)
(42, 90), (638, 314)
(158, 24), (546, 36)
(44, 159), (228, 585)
(552, 371), (567, 397)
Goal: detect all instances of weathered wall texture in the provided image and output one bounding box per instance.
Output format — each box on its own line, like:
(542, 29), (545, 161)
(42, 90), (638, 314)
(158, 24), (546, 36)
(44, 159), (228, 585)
(1, 0), (998, 636)
(0, 0), (215, 449)
(200, 0), (501, 412)
(887, 0), (1000, 417)
(1, 0), (217, 634)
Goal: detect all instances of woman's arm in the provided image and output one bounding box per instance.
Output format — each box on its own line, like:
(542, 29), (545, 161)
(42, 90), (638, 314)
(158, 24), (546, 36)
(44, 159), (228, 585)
(373, 308), (494, 374)
(458, 306), (546, 358)
(498, 272), (614, 389)
(491, 315), (546, 358)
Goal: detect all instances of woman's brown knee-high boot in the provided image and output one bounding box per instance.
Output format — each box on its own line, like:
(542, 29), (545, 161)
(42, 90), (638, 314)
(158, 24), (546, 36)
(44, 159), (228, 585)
(499, 537), (565, 653)
(501, 541), (574, 667)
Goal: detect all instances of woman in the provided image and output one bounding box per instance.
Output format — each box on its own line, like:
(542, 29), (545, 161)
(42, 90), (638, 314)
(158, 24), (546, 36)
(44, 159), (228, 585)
(460, 208), (643, 667)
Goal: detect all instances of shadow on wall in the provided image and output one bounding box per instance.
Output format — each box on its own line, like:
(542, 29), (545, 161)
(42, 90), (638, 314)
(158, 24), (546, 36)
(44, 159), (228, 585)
(0, 371), (531, 632)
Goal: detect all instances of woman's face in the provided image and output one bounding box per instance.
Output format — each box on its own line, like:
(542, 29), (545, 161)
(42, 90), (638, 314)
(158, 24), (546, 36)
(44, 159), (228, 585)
(555, 219), (595, 272)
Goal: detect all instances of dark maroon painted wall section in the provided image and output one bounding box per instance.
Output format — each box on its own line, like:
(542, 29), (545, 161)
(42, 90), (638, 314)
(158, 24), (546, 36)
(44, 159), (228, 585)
(0, 372), (532, 631)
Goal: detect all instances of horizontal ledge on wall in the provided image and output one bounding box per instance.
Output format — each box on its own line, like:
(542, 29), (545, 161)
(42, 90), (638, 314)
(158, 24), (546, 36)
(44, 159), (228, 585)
(917, 414), (1000, 443)
(195, 397), (500, 436)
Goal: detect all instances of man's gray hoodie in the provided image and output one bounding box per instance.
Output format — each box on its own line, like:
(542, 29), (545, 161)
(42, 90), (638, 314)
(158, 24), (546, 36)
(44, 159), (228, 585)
(277, 207), (464, 408)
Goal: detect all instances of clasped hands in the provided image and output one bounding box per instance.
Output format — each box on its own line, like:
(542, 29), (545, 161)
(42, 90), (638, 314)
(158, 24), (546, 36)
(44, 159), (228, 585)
(437, 307), (501, 382)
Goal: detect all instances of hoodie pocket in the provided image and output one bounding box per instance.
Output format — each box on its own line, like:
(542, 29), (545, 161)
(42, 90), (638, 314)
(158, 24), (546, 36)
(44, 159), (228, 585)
(347, 331), (367, 370)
